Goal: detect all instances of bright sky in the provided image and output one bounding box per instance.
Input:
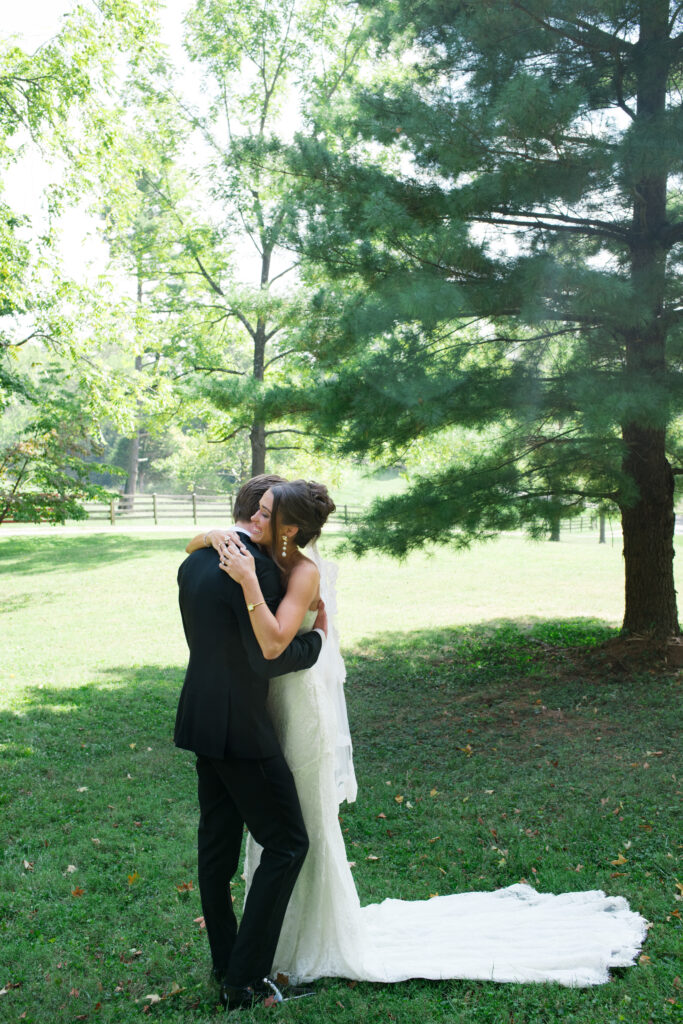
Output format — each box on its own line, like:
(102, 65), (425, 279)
(4, 1), (193, 280)
(4, 0), (190, 49)
(4, 0), (301, 287)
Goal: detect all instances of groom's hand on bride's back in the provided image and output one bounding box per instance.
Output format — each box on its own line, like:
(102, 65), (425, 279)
(313, 599), (328, 638)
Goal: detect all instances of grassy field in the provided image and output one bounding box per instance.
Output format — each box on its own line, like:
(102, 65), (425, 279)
(1, 531), (681, 1023)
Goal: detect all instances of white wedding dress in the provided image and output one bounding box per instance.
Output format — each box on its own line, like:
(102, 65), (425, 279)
(244, 549), (647, 987)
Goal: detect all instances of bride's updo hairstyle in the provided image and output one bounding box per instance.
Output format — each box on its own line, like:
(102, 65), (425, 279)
(269, 479), (336, 564)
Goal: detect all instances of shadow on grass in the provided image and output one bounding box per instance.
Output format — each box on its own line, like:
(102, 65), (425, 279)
(0, 627), (679, 1022)
(0, 534), (188, 576)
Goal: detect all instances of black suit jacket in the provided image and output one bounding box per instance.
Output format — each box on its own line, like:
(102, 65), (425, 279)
(174, 534), (322, 759)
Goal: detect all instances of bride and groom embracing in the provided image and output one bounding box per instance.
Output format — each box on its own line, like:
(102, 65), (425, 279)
(174, 473), (646, 1011)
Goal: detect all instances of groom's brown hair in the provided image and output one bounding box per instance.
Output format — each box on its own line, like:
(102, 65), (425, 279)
(232, 473), (286, 522)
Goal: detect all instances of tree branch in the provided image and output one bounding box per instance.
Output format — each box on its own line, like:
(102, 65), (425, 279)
(268, 261), (299, 285)
(192, 365), (246, 376)
(264, 347), (297, 368)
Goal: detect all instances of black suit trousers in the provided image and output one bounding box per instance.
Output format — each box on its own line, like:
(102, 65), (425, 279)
(196, 753), (309, 986)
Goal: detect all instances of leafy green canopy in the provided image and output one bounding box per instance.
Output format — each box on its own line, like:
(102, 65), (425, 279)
(0, 1), (160, 522)
(274, 0), (683, 557)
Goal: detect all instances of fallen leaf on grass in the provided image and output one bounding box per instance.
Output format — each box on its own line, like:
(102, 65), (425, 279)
(119, 949), (143, 963)
(22, 860), (33, 871)
(176, 881), (194, 892)
(394, 795), (404, 804)
(430, 788), (438, 797)
(376, 812), (387, 819)
(0, 982), (21, 996)
(76, 787), (88, 793)
(610, 853), (628, 866)
(675, 881), (683, 895)
(366, 855), (379, 861)
(65, 865), (77, 874)
(460, 744), (473, 757)
(127, 871), (140, 886)
(71, 887), (84, 897)
(143, 994), (161, 1004)
(70, 987), (80, 996)
(639, 954), (651, 965)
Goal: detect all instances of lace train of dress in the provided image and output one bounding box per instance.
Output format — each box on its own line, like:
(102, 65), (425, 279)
(244, 607), (647, 987)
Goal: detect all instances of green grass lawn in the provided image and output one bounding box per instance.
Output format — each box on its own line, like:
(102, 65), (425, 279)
(0, 531), (681, 1023)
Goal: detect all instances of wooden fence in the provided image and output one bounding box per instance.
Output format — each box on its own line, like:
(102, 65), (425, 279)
(82, 493), (365, 527)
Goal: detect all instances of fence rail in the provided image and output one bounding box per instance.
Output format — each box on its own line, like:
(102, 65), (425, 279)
(81, 493), (365, 527)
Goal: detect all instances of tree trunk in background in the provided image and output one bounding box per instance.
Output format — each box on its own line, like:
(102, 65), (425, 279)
(620, 0), (679, 638)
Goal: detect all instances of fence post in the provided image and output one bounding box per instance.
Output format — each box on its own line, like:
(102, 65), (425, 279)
(152, 493), (158, 526)
(599, 512), (606, 544)
(344, 504), (348, 524)
(192, 491), (197, 525)
(109, 500), (115, 525)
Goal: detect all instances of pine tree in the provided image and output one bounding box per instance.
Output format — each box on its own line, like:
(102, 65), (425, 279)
(288, 0), (683, 639)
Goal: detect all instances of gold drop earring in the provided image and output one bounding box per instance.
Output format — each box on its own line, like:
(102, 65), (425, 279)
(281, 533), (288, 559)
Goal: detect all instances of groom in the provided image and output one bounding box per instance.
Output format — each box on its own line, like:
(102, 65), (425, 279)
(174, 474), (325, 1009)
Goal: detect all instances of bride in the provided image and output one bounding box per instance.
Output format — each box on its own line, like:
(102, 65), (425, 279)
(205, 478), (646, 987)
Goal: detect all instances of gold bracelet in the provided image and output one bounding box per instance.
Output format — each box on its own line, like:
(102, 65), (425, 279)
(247, 600), (265, 612)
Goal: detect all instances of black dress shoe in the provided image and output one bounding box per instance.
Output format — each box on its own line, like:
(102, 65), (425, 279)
(219, 976), (284, 1010)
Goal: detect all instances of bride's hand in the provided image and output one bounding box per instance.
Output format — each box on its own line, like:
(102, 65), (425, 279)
(219, 537), (256, 584)
(203, 529), (233, 561)
(313, 598), (328, 638)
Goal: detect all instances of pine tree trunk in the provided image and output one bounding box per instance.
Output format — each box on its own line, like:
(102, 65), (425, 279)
(620, 425), (678, 638)
(619, 0), (679, 639)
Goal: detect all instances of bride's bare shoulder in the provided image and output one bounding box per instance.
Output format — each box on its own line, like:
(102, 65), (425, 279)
(291, 554), (320, 583)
